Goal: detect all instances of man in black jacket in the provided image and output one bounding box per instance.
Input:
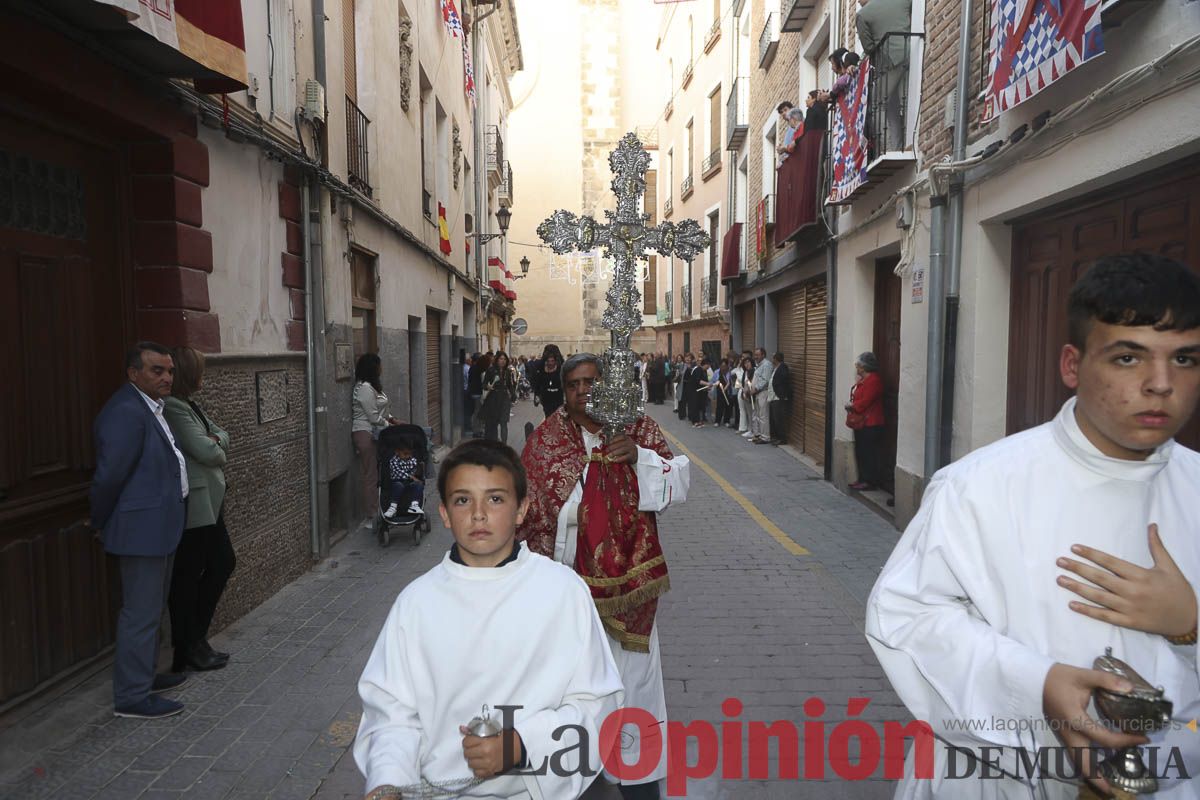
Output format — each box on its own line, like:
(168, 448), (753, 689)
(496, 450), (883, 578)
(767, 351), (792, 446)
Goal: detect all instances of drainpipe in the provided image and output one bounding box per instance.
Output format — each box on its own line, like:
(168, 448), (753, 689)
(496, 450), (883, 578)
(939, 0), (973, 468)
(923, 195), (946, 480)
(306, 0), (329, 557)
(472, 2), (497, 353)
(312, 0), (328, 166)
(302, 182), (322, 558)
(823, 134), (837, 483)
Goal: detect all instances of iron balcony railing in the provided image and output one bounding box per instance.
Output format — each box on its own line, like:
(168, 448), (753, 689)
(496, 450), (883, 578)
(422, 188), (432, 220)
(680, 282), (693, 317)
(634, 125), (659, 149)
(486, 125), (504, 188)
(664, 289), (673, 320)
(701, 274), (717, 308)
(681, 174), (694, 199)
(346, 96), (371, 196)
(701, 149), (721, 179)
(681, 61), (694, 89)
(726, 78), (749, 149)
(865, 31), (921, 157)
(705, 18), (721, 52)
(758, 12), (779, 68)
(664, 196), (674, 218)
(497, 161), (513, 207)
(665, 98), (674, 120)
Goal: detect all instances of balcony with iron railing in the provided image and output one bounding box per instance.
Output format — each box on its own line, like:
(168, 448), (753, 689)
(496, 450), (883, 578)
(701, 149), (721, 180)
(664, 196), (674, 219)
(634, 125), (659, 150)
(486, 125), (504, 189)
(665, 98), (674, 120)
(827, 32), (921, 205)
(681, 174), (694, 201)
(701, 274), (718, 309)
(758, 12), (779, 68)
(726, 78), (749, 149)
(663, 289), (673, 321)
(681, 61), (694, 90)
(781, 0), (818, 32)
(497, 161), (513, 207)
(680, 283), (693, 318)
(704, 18), (721, 53)
(346, 96), (371, 196)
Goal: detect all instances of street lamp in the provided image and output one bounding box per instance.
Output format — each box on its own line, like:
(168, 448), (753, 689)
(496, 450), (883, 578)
(473, 206), (511, 245)
(515, 255), (530, 279)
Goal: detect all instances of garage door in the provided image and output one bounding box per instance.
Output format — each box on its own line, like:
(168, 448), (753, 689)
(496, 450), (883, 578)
(426, 309), (442, 444)
(1009, 157), (1200, 450)
(738, 302), (756, 352)
(777, 286), (807, 450)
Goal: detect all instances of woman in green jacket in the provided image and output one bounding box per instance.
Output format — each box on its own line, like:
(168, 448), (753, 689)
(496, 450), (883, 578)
(163, 347), (236, 672)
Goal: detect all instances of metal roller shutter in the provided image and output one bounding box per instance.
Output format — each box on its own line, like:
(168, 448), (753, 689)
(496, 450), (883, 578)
(738, 302), (756, 352)
(775, 286), (807, 450)
(426, 309), (442, 444)
(803, 279), (827, 464)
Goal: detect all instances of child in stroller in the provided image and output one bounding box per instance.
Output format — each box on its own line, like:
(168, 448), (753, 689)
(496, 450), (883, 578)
(376, 424), (428, 522)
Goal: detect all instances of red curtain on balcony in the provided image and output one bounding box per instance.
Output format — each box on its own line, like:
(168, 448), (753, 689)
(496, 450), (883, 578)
(720, 222), (743, 282)
(774, 131), (823, 246)
(178, 0), (248, 93)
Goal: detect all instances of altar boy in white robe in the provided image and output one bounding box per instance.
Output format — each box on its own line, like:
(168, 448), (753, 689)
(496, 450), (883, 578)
(354, 439), (624, 800)
(867, 253), (1200, 799)
(519, 353), (691, 799)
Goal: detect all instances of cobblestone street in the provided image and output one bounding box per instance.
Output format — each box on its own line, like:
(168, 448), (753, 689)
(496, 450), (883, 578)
(1, 398), (907, 800)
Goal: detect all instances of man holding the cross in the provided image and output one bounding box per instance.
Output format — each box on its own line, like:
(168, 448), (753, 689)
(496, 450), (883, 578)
(518, 353), (690, 799)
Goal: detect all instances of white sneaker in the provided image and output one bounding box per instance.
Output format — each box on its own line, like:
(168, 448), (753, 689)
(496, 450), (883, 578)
(742, 431), (754, 439)
(384, 503), (398, 519)
(408, 501), (424, 515)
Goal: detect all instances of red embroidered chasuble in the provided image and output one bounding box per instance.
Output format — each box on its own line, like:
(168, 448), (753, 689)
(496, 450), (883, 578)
(518, 407), (672, 652)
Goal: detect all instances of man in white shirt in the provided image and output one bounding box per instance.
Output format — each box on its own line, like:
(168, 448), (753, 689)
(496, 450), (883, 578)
(519, 353), (691, 799)
(91, 342), (190, 719)
(866, 253), (1200, 797)
(745, 347), (775, 444)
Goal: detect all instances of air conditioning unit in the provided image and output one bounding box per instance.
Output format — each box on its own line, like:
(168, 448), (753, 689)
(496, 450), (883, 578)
(304, 79), (326, 123)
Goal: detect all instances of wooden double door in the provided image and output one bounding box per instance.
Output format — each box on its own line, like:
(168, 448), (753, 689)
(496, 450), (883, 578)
(1009, 157), (1200, 449)
(0, 110), (131, 709)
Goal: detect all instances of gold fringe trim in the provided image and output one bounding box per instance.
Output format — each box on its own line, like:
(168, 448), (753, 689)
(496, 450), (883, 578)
(600, 617), (651, 652)
(177, 15), (248, 85)
(580, 554), (666, 588)
(591, 575), (670, 617)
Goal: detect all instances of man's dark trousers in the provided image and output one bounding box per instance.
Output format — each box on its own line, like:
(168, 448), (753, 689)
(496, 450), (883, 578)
(115, 554), (174, 706)
(769, 399), (790, 442)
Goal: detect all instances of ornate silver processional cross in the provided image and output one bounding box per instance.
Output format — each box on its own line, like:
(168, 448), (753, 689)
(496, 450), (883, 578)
(537, 132), (710, 438)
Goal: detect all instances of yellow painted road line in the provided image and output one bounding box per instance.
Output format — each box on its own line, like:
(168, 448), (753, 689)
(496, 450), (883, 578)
(661, 429), (810, 557)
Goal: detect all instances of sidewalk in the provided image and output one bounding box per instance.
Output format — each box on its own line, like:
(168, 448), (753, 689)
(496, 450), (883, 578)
(0, 398), (907, 800)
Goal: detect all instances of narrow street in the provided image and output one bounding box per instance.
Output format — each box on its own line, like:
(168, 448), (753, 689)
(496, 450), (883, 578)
(0, 397), (906, 800)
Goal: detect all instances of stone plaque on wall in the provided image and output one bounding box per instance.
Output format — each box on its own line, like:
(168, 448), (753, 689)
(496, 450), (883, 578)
(335, 342), (354, 381)
(256, 370), (289, 423)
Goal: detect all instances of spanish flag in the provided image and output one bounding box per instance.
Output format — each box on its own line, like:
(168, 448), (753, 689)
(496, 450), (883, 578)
(438, 203), (452, 255)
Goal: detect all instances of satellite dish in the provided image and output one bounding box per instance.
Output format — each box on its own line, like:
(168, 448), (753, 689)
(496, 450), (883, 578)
(512, 318), (528, 336)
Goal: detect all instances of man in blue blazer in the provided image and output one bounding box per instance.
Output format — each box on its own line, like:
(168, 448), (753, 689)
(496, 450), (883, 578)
(91, 342), (190, 718)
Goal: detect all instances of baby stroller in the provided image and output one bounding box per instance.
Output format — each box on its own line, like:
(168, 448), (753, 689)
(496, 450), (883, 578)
(517, 373), (532, 401)
(374, 423), (433, 547)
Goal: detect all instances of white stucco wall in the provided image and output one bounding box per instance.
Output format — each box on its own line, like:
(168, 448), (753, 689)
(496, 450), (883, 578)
(201, 129), (291, 355)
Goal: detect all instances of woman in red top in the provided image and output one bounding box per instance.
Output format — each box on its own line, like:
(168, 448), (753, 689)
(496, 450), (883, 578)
(845, 352), (886, 491)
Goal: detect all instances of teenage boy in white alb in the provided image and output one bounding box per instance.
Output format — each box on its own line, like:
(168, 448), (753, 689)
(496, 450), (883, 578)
(867, 254), (1200, 798)
(354, 439), (624, 800)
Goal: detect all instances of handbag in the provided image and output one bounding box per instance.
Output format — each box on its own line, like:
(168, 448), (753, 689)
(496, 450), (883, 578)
(846, 410), (867, 430)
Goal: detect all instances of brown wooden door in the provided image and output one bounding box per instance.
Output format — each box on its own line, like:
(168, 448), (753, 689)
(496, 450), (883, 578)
(1009, 157), (1200, 449)
(803, 278), (828, 465)
(873, 258), (901, 491)
(0, 112), (131, 708)
(426, 309), (442, 444)
(777, 285), (807, 450)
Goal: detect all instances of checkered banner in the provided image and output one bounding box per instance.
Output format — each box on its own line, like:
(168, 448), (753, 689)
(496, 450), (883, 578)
(983, 0), (1105, 121)
(828, 61), (871, 204)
